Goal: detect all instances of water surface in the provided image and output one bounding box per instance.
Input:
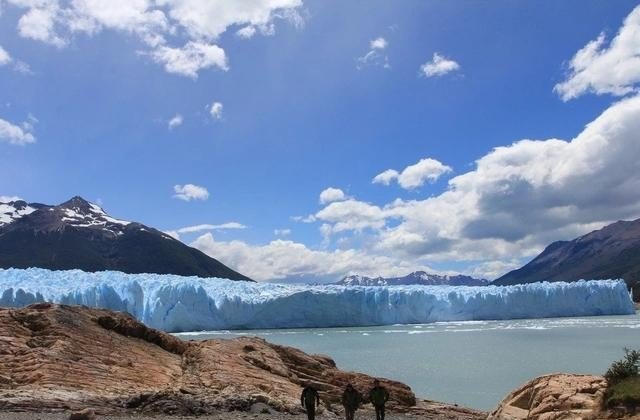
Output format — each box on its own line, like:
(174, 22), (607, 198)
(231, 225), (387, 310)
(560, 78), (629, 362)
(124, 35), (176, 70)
(178, 313), (640, 411)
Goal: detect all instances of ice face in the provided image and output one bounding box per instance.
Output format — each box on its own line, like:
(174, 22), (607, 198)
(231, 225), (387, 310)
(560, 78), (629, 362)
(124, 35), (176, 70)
(0, 268), (634, 332)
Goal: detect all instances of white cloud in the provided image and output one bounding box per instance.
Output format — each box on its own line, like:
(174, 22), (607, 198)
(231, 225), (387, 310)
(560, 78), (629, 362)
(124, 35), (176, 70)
(209, 101), (223, 120)
(156, 0), (303, 40)
(16, 4), (66, 48)
(318, 187), (347, 204)
(5, 0), (304, 77)
(313, 94), (640, 278)
(554, 5), (640, 101)
(274, 228), (291, 236)
(370, 37), (387, 50)
(357, 36), (389, 69)
(165, 221), (246, 240)
(373, 158), (452, 189)
(371, 169), (399, 186)
(236, 25), (256, 39)
(0, 46), (11, 66)
(191, 233), (433, 282)
(168, 114), (183, 129)
(315, 199), (387, 234)
(0, 116), (36, 145)
(0, 45), (32, 74)
(172, 183), (209, 201)
(151, 42), (228, 78)
(419, 53), (460, 77)
(0, 195), (23, 202)
(292, 214), (316, 223)
(468, 260), (522, 281)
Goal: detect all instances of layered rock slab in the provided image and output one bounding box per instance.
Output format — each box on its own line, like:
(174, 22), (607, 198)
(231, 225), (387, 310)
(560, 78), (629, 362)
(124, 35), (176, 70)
(489, 373), (616, 420)
(0, 303), (482, 418)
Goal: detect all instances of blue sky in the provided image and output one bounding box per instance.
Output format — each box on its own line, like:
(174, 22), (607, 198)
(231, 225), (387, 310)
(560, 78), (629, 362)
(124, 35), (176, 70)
(1, 1), (640, 282)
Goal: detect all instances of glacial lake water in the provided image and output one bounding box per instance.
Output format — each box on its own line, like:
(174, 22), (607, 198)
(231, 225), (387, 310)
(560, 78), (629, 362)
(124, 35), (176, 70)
(177, 312), (640, 412)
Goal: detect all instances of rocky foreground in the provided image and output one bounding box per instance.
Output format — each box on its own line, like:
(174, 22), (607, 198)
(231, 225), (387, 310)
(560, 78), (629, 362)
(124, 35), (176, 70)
(489, 374), (640, 420)
(0, 304), (482, 419)
(1, 303), (638, 419)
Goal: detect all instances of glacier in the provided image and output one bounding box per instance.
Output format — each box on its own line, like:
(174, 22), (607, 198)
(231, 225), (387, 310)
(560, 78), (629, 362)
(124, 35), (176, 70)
(0, 267), (635, 332)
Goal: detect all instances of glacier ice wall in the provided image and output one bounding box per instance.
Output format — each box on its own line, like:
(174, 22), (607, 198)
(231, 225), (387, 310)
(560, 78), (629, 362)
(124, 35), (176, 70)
(0, 268), (635, 332)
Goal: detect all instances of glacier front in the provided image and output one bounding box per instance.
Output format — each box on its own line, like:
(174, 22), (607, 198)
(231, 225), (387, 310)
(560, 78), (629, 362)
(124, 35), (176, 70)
(0, 268), (635, 332)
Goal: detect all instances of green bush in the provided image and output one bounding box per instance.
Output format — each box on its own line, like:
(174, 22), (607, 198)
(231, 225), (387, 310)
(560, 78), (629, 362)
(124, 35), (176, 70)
(605, 348), (640, 386)
(604, 376), (640, 409)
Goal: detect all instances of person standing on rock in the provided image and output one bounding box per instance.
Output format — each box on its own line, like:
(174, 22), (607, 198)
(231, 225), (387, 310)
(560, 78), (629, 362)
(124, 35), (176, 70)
(368, 379), (389, 420)
(301, 383), (321, 420)
(341, 383), (361, 420)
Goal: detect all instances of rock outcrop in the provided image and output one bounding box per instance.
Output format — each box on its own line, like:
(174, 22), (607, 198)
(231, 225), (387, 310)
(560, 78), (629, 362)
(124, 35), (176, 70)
(489, 373), (610, 420)
(0, 303), (483, 418)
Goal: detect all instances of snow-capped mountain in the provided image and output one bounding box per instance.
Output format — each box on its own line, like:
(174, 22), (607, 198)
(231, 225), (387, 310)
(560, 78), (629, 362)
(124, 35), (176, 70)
(0, 200), (45, 226)
(0, 196), (251, 281)
(336, 271), (489, 286)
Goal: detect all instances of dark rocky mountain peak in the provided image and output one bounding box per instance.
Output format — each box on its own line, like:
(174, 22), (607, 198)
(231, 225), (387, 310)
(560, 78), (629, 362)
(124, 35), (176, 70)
(494, 218), (640, 299)
(0, 196), (252, 281)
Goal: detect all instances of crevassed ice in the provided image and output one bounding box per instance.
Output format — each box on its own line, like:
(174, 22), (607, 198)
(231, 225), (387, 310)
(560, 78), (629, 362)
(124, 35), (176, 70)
(0, 268), (634, 332)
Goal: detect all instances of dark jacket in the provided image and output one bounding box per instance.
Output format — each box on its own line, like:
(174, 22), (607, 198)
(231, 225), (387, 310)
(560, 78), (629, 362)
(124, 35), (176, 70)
(368, 385), (389, 407)
(301, 386), (320, 408)
(342, 386), (362, 409)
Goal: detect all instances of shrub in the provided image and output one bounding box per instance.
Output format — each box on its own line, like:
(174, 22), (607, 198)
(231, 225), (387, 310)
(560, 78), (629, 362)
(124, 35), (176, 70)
(604, 376), (640, 409)
(605, 348), (640, 386)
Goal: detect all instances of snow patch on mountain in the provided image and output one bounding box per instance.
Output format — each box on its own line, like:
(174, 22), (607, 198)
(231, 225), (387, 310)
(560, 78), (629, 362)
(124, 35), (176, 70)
(0, 200), (38, 227)
(338, 271), (489, 286)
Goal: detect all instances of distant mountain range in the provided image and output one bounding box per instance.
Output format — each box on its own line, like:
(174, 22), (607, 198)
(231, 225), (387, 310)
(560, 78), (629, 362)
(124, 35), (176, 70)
(494, 219), (640, 298)
(336, 271), (489, 286)
(0, 196), (251, 281)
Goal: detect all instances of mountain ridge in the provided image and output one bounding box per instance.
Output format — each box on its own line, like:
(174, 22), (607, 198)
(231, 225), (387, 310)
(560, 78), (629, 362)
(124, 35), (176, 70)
(336, 271), (488, 286)
(0, 196), (252, 281)
(494, 218), (640, 298)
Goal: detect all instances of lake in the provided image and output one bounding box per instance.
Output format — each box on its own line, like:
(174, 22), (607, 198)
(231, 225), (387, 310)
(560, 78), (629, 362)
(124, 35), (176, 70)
(177, 313), (640, 411)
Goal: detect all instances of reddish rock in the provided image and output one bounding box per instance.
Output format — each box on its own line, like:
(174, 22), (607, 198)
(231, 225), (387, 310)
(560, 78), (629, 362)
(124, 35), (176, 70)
(0, 303), (481, 418)
(489, 373), (609, 420)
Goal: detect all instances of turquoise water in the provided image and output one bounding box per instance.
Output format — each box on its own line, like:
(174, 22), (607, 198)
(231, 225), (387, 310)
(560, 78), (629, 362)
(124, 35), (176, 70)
(177, 313), (640, 411)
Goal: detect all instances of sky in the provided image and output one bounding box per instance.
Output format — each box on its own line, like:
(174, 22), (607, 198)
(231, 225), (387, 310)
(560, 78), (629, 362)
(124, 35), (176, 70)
(1, 1), (640, 282)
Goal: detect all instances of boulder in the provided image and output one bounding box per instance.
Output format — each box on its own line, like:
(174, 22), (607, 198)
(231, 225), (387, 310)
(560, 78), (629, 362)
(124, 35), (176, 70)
(488, 373), (607, 420)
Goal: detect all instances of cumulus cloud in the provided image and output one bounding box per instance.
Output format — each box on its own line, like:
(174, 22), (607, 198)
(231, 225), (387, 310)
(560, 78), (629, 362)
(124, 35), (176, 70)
(373, 158), (452, 189)
(16, 4), (66, 48)
(314, 94), (640, 276)
(190, 96), (640, 281)
(4, 0), (304, 77)
(172, 183), (209, 201)
(165, 221), (246, 240)
(274, 228), (291, 236)
(554, 5), (640, 101)
(315, 199), (387, 234)
(191, 233), (433, 282)
(0, 46), (11, 66)
(168, 114), (183, 129)
(318, 187), (347, 204)
(151, 42), (228, 78)
(0, 116), (36, 145)
(236, 25), (256, 39)
(357, 36), (389, 69)
(209, 101), (223, 120)
(419, 53), (460, 77)
(157, 0), (303, 40)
